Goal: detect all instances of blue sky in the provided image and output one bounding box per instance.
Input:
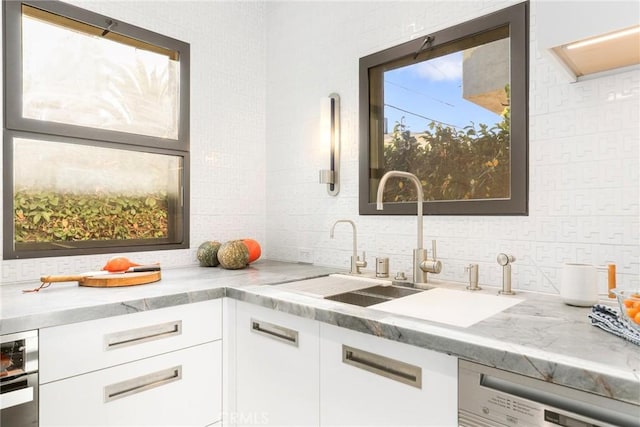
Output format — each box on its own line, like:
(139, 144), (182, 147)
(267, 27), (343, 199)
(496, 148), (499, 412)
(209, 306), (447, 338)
(384, 51), (502, 134)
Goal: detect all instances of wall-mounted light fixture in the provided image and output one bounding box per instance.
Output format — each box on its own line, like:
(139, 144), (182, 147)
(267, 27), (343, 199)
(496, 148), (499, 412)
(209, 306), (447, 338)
(319, 93), (340, 196)
(552, 24), (640, 78)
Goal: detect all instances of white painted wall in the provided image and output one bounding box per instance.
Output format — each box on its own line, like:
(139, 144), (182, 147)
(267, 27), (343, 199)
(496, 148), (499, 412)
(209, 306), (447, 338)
(1, 0), (638, 296)
(0, 1), (267, 282)
(264, 0), (639, 293)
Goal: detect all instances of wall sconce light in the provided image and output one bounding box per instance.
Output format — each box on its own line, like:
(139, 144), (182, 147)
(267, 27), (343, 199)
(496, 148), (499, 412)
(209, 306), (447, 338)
(319, 93), (340, 196)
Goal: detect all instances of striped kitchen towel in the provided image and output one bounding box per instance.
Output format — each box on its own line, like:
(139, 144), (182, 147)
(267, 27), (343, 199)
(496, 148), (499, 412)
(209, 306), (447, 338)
(589, 304), (640, 346)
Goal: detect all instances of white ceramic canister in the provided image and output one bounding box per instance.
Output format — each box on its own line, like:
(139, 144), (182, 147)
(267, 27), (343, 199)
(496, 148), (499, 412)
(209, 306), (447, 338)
(560, 263), (598, 306)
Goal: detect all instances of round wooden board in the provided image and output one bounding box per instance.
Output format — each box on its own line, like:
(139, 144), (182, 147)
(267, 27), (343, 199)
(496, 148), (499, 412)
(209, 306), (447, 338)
(79, 271), (161, 287)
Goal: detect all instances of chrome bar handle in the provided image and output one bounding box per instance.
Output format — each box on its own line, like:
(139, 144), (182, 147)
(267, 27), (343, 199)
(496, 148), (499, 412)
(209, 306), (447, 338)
(342, 345), (422, 389)
(105, 320), (182, 350)
(251, 319), (299, 346)
(104, 366), (182, 403)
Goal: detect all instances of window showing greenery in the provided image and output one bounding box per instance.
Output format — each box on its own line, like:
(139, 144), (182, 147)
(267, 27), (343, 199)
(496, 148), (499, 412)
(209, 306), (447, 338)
(3, 1), (190, 259)
(359, 2), (528, 215)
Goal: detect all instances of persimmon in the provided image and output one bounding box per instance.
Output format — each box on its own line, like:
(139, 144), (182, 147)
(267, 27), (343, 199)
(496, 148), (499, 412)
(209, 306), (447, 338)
(242, 239), (261, 263)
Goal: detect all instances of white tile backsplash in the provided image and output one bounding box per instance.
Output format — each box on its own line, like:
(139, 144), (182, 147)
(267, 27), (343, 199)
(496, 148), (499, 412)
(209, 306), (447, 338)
(1, 1), (638, 293)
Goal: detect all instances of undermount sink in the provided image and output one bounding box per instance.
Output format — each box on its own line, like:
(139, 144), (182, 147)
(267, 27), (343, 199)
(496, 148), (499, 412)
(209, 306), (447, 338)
(278, 274), (524, 328)
(325, 285), (424, 307)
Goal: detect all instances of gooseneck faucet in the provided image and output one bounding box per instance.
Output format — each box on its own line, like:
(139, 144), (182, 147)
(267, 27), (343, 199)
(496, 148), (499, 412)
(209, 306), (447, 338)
(330, 219), (367, 274)
(376, 171), (441, 285)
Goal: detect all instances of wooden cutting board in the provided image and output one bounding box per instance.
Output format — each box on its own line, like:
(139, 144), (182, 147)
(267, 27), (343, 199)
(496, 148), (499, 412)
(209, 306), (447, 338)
(40, 271), (161, 287)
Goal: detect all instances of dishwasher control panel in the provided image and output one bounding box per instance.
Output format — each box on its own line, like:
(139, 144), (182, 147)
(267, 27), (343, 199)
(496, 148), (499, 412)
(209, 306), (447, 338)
(458, 360), (640, 427)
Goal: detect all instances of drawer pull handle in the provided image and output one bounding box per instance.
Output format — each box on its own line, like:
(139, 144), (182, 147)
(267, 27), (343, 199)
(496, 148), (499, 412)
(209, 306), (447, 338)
(251, 319), (298, 346)
(104, 366), (182, 402)
(342, 345), (422, 389)
(105, 320), (182, 350)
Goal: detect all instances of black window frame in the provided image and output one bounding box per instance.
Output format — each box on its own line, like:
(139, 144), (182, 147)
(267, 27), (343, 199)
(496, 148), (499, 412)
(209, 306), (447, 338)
(359, 2), (528, 216)
(3, 0), (191, 259)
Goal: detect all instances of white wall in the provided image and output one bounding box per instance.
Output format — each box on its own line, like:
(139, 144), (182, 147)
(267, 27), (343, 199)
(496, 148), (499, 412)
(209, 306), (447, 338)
(1, 1), (267, 283)
(264, 0), (640, 293)
(1, 0), (638, 294)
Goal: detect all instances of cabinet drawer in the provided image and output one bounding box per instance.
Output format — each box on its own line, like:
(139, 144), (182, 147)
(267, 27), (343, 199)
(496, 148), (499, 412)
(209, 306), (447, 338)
(320, 323), (457, 426)
(40, 341), (222, 426)
(40, 299), (221, 383)
(234, 301), (320, 427)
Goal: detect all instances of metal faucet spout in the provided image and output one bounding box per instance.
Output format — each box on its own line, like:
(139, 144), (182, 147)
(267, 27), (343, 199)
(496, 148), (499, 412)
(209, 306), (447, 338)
(376, 171), (441, 285)
(376, 171), (423, 250)
(330, 219), (358, 258)
(330, 219), (367, 274)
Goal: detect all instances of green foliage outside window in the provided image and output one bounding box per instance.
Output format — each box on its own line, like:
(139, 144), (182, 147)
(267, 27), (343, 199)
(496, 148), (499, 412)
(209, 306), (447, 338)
(14, 190), (168, 243)
(383, 88), (511, 203)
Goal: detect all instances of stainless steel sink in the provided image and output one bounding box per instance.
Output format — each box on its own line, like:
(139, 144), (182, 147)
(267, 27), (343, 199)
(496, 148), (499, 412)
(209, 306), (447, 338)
(325, 292), (389, 306)
(358, 285), (423, 298)
(325, 285), (423, 307)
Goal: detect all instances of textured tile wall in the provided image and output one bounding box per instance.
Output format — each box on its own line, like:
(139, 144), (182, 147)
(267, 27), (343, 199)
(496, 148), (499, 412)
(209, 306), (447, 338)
(1, 1), (267, 283)
(264, 0), (640, 294)
(2, 0), (638, 295)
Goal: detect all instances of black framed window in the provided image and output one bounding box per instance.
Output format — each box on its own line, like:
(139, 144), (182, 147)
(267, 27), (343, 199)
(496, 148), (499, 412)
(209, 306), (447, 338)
(359, 2), (528, 216)
(3, 0), (190, 259)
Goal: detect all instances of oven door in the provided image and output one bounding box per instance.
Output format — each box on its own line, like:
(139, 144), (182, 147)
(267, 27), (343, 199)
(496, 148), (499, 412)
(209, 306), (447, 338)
(1, 371), (38, 427)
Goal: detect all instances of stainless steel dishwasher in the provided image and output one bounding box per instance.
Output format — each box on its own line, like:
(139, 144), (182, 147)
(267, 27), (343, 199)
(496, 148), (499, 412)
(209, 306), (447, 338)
(459, 359), (640, 427)
(1, 330), (38, 427)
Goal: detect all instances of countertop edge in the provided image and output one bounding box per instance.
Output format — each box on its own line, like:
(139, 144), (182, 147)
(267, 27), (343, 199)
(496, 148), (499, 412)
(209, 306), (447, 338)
(225, 286), (640, 406)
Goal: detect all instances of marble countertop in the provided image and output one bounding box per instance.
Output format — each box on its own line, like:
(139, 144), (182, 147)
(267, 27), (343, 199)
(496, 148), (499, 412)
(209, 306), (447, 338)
(1, 260), (638, 405)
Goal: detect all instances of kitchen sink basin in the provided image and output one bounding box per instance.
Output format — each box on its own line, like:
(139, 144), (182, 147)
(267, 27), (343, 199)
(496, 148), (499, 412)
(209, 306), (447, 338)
(357, 285), (424, 298)
(325, 292), (389, 306)
(325, 285), (424, 307)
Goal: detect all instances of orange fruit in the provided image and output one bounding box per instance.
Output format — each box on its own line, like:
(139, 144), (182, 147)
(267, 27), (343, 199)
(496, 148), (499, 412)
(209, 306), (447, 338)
(634, 312), (640, 325)
(623, 299), (634, 308)
(242, 239), (261, 263)
(102, 256), (140, 272)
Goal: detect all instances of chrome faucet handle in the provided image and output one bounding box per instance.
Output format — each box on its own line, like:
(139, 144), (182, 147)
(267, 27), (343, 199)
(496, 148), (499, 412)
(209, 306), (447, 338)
(421, 259), (442, 274)
(465, 263), (481, 290)
(421, 239), (442, 274)
(497, 253), (515, 266)
(356, 251), (367, 268)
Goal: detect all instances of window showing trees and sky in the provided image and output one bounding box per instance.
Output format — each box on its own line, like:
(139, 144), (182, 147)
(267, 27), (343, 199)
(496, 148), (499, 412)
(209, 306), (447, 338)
(378, 36), (512, 203)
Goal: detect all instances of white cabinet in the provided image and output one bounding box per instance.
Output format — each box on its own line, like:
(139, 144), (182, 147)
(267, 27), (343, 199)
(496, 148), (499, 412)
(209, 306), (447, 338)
(319, 323), (458, 427)
(39, 299), (221, 383)
(40, 341), (221, 426)
(233, 301), (320, 427)
(39, 299), (223, 427)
